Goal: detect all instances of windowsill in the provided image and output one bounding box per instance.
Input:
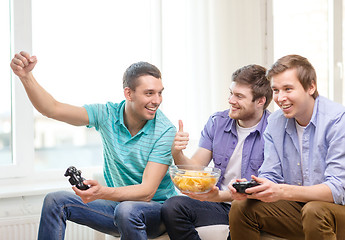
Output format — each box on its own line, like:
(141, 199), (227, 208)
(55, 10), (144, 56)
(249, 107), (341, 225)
(0, 180), (72, 199)
(0, 166), (102, 199)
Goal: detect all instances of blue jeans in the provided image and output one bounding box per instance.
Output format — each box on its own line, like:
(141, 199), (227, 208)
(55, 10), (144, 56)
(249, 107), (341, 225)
(37, 191), (166, 240)
(161, 195), (231, 240)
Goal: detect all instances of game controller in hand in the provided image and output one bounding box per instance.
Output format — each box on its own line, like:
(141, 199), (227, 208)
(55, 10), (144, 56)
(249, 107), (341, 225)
(232, 179), (260, 194)
(64, 166), (90, 190)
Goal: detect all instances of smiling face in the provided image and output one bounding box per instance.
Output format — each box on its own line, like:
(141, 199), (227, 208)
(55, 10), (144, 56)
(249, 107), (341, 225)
(271, 68), (316, 126)
(228, 82), (265, 128)
(125, 75), (163, 124)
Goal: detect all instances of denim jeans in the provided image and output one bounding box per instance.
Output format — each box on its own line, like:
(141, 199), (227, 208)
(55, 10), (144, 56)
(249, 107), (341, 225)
(37, 191), (166, 240)
(161, 195), (231, 240)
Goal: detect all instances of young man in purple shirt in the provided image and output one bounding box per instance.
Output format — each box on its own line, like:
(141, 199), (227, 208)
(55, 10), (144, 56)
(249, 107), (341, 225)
(161, 64), (273, 240)
(229, 55), (345, 240)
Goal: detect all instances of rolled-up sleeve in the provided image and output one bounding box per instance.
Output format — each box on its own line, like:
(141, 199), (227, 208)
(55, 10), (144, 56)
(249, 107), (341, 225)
(199, 115), (215, 151)
(323, 114), (345, 205)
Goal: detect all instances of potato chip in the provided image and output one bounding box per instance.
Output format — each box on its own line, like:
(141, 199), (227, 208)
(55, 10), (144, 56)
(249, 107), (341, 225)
(172, 171), (218, 193)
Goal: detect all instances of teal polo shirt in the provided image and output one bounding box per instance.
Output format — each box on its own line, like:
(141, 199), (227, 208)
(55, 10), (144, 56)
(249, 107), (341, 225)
(84, 100), (177, 202)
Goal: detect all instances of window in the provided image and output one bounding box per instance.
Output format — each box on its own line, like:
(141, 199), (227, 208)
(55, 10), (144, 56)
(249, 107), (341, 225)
(3, 0), (344, 184)
(4, 0), (242, 180)
(272, 0), (330, 98)
(31, 0), (156, 170)
(1, 0), (162, 180)
(0, 0), (12, 166)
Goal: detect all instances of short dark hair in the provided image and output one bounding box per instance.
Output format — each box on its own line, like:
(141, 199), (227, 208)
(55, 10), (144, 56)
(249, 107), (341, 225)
(232, 64), (273, 109)
(123, 61), (161, 90)
(266, 54), (319, 99)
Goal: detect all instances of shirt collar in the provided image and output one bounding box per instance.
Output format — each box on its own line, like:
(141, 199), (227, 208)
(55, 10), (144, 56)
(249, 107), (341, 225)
(224, 110), (235, 133)
(309, 96), (319, 127)
(116, 100), (153, 136)
(117, 100), (125, 126)
(285, 96), (319, 133)
(225, 109), (270, 136)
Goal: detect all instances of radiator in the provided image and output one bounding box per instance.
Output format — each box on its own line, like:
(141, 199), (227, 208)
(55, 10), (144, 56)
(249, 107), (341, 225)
(0, 215), (99, 240)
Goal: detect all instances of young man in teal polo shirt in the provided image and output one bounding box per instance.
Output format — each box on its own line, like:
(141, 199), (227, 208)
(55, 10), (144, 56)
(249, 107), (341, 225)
(10, 51), (177, 240)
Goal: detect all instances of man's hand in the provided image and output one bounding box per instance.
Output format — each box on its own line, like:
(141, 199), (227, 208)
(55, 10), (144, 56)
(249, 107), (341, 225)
(228, 178), (249, 201)
(246, 175), (282, 202)
(171, 120), (213, 166)
(10, 51), (37, 78)
(183, 186), (221, 202)
(183, 186), (235, 203)
(72, 179), (103, 204)
(172, 120), (189, 151)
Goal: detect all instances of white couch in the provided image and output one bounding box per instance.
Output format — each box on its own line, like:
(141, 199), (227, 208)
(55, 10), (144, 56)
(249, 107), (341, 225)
(95, 225), (286, 240)
(92, 173), (286, 240)
(94, 224), (229, 240)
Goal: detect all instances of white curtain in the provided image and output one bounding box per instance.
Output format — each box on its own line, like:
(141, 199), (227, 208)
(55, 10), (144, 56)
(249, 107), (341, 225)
(160, 0), (269, 154)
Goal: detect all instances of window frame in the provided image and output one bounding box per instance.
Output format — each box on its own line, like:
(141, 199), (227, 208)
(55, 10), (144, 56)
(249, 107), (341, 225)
(1, 0), (163, 181)
(0, 0), (34, 179)
(1, 0), (344, 191)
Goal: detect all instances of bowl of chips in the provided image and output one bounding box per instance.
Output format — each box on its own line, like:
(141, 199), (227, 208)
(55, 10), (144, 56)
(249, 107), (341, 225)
(169, 165), (221, 194)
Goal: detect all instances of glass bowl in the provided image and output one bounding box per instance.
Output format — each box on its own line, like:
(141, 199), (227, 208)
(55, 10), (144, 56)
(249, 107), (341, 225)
(169, 165), (221, 194)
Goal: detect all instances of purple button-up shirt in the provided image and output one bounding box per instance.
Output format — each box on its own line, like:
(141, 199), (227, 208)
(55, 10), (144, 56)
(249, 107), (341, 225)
(199, 109), (270, 188)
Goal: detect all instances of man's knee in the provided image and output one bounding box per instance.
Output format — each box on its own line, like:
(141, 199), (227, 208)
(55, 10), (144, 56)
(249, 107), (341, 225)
(229, 200), (249, 224)
(43, 191), (69, 208)
(114, 201), (139, 223)
(301, 201), (335, 233)
(161, 196), (187, 218)
(301, 201), (331, 221)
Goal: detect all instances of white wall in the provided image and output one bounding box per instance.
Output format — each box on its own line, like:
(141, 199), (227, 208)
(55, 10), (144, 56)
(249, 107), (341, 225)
(161, 0), (270, 153)
(0, 0), (270, 238)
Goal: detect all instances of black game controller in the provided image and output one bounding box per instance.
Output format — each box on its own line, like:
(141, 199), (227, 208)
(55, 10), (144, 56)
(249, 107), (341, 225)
(64, 166), (90, 190)
(232, 180), (260, 194)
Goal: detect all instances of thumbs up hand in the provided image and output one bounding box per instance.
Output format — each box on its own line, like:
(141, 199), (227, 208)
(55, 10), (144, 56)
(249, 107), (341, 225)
(172, 120), (189, 151)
